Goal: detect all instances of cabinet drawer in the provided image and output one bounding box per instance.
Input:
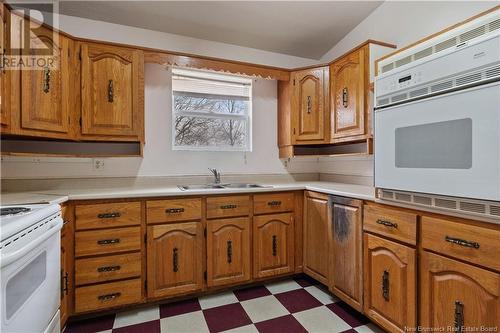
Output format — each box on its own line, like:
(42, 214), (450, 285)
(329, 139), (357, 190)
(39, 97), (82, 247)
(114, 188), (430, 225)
(254, 192), (294, 215)
(75, 278), (142, 313)
(147, 198), (201, 223)
(206, 195), (250, 219)
(75, 202), (141, 230)
(75, 227), (141, 257)
(363, 204), (417, 245)
(421, 216), (500, 271)
(75, 252), (141, 286)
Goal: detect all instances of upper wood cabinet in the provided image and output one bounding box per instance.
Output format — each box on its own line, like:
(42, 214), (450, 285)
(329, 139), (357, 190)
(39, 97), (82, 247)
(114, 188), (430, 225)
(303, 191), (331, 285)
(330, 196), (363, 311)
(291, 67), (329, 143)
(364, 233), (416, 333)
(253, 213), (294, 279)
(0, 5), (10, 129)
(80, 43), (144, 140)
(206, 217), (251, 287)
(147, 222), (204, 298)
(330, 46), (367, 142)
(420, 251), (500, 330)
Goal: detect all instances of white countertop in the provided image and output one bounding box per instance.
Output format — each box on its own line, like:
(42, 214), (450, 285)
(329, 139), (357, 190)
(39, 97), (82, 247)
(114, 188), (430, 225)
(1, 181), (375, 203)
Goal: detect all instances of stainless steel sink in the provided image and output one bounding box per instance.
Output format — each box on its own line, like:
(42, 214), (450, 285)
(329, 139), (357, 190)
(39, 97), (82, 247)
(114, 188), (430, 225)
(222, 183), (266, 189)
(178, 183), (268, 191)
(177, 184), (225, 191)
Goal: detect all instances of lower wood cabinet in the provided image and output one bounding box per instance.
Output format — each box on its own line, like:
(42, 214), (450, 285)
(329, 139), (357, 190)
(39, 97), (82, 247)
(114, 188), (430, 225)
(330, 196), (363, 311)
(303, 191), (331, 285)
(364, 233), (416, 332)
(253, 213), (294, 278)
(75, 279), (142, 313)
(420, 251), (500, 330)
(147, 222), (204, 298)
(207, 217), (251, 287)
(60, 205), (74, 328)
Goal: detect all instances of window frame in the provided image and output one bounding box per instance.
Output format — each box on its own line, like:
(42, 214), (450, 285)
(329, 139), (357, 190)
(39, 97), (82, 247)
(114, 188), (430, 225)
(171, 68), (253, 152)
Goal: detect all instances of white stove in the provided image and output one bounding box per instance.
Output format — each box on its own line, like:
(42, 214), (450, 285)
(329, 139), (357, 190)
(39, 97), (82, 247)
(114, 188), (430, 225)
(1, 203), (63, 333)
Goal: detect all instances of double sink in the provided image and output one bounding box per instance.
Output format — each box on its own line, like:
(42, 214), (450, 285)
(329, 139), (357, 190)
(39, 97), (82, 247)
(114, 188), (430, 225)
(178, 183), (268, 191)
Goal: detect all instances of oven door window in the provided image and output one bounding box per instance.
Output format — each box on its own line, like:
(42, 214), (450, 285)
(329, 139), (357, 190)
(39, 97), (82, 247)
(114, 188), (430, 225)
(5, 251), (47, 320)
(395, 118), (472, 169)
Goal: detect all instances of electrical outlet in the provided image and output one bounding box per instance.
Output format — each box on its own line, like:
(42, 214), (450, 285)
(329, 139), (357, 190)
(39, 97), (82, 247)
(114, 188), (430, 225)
(92, 159), (105, 171)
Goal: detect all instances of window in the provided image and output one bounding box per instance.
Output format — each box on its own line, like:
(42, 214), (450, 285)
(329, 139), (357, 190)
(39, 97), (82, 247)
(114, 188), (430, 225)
(172, 68), (252, 151)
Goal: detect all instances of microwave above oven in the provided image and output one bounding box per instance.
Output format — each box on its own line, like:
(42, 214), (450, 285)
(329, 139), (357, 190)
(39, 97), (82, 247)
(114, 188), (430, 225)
(374, 11), (500, 219)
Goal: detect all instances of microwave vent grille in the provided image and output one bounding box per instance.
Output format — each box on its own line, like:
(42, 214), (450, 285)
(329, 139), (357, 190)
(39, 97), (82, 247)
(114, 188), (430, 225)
(378, 13), (499, 76)
(455, 72), (482, 86)
(485, 65), (500, 78)
(377, 188), (500, 221)
(490, 18), (500, 31)
(459, 26), (486, 43)
(430, 80), (453, 92)
(409, 87), (428, 98)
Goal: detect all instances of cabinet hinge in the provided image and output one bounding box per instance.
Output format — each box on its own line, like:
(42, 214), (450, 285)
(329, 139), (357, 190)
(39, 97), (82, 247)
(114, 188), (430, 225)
(293, 79), (295, 86)
(79, 117), (82, 127)
(204, 228), (207, 238)
(144, 279), (147, 290)
(78, 52), (81, 61)
(293, 128), (296, 135)
(144, 234), (147, 244)
(203, 271), (207, 281)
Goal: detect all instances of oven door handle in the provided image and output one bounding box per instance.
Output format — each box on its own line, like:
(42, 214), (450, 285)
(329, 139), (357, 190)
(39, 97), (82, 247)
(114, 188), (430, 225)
(0, 217), (63, 267)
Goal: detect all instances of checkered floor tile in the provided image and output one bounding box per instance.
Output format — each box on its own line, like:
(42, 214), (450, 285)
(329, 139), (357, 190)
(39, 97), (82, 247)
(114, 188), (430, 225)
(64, 275), (385, 333)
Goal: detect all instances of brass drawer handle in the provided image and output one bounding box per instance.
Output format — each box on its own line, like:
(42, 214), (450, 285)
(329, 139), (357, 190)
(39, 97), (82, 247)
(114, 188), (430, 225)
(165, 208), (185, 214)
(382, 270), (389, 301)
(272, 235), (277, 256)
(98, 292), (121, 301)
(97, 238), (120, 245)
(445, 236), (480, 249)
(267, 201), (282, 206)
(97, 212), (121, 219)
(454, 300), (464, 332)
(376, 219), (398, 228)
(220, 204), (237, 210)
(97, 265), (121, 273)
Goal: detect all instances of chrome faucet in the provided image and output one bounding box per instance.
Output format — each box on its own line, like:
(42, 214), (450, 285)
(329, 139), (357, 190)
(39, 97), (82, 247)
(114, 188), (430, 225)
(208, 168), (221, 184)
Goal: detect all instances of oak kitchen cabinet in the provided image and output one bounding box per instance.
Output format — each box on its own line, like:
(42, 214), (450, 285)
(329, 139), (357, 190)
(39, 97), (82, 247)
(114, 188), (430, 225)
(1, 5), (10, 129)
(80, 42), (144, 141)
(206, 217), (251, 287)
(291, 66), (329, 144)
(303, 191), (331, 285)
(330, 196), (363, 311)
(60, 205), (74, 328)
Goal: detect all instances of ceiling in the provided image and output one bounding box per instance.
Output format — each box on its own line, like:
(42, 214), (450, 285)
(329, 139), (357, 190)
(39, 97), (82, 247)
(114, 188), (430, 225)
(57, 1), (383, 59)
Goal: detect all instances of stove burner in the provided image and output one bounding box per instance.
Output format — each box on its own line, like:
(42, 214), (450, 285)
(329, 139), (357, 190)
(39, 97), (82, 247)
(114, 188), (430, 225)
(1, 207), (32, 216)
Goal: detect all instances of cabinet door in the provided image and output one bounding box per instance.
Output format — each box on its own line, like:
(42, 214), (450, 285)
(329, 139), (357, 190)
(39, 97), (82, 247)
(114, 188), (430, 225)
(420, 251), (500, 330)
(330, 196), (363, 311)
(364, 233), (416, 333)
(21, 25), (70, 134)
(81, 43), (143, 138)
(147, 222), (203, 298)
(0, 5), (9, 129)
(303, 192), (330, 285)
(292, 67), (328, 143)
(330, 46), (366, 141)
(60, 205), (74, 328)
(253, 213), (294, 279)
(207, 217), (250, 287)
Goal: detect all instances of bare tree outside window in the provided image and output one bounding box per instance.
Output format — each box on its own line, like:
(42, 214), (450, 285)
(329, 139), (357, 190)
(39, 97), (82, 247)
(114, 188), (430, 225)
(172, 68), (252, 151)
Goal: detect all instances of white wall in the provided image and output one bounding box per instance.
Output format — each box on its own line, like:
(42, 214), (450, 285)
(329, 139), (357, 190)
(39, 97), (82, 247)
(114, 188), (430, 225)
(1, 64), (318, 179)
(321, 1), (495, 62)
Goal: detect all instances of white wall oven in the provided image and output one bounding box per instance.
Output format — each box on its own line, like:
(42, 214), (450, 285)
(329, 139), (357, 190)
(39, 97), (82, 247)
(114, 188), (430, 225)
(374, 10), (500, 220)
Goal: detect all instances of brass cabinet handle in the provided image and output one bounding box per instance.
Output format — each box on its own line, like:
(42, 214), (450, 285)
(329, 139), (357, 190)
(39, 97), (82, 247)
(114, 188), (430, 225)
(376, 219), (398, 228)
(97, 212), (121, 219)
(454, 301), (464, 332)
(220, 204), (237, 210)
(98, 292), (121, 301)
(342, 87), (348, 107)
(97, 265), (121, 273)
(43, 66), (51, 93)
(173, 247), (179, 272)
(227, 240), (233, 263)
(97, 238), (120, 245)
(267, 201), (282, 206)
(165, 208), (185, 214)
(306, 96), (312, 114)
(445, 236), (480, 249)
(272, 235), (277, 256)
(382, 270), (389, 301)
(108, 79), (114, 102)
